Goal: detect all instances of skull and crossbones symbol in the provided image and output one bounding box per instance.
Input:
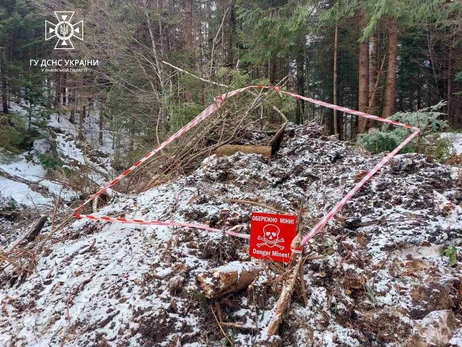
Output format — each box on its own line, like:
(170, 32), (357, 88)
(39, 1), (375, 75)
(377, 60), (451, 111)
(257, 224), (285, 250)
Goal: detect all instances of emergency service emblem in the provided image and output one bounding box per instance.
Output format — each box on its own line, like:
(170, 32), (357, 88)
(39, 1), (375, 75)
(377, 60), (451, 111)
(45, 11), (84, 50)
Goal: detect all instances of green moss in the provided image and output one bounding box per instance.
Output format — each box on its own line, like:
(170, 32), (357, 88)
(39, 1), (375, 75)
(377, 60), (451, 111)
(440, 245), (458, 267)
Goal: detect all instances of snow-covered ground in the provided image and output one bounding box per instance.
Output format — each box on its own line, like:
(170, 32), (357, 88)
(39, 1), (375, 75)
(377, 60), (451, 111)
(0, 176), (52, 207)
(1, 101), (462, 345)
(1, 123), (461, 346)
(441, 132), (462, 155)
(0, 102), (114, 209)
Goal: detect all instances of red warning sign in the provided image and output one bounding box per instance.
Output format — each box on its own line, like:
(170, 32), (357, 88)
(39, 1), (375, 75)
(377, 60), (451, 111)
(249, 212), (297, 263)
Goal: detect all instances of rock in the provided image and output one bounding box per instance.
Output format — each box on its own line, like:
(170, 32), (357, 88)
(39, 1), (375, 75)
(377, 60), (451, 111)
(409, 281), (458, 319)
(357, 308), (412, 344)
(410, 310), (457, 346)
(167, 275), (184, 295)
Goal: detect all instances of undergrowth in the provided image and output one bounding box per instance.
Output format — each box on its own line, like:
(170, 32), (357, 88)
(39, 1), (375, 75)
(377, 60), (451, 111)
(358, 101), (449, 158)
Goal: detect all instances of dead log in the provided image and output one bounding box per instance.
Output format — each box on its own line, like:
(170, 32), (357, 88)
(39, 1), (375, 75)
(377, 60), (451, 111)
(26, 216), (48, 242)
(5, 215), (48, 252)
(197, 261), (261, 299)
(216, 145), (271, 158)
(269, 123), (287, 155)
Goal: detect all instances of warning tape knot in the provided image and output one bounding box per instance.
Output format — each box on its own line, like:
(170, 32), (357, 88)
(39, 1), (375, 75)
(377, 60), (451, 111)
(214, 95), (224, 105)
(291, 247), (303, 254)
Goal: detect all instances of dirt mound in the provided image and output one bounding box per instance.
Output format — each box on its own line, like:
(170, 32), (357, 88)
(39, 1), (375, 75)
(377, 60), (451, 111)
(1, 123), (461, 346)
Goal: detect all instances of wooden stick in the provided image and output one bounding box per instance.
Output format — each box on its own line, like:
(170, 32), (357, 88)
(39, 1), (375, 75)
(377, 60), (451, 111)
(265, 249), (303, 337)
(264, 205), (305, 338)
(299, 256), (309, 307)
(26, 216), (48, 242)
(51, 186), (63, 233)
(4, 215), (48, 253)
(269, 122), (287, 155)
(220, 322), (257, 330)
(210, 305), (234, 346)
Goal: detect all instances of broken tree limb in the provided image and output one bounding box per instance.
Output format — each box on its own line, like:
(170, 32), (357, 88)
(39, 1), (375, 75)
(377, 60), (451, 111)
(210, 304), (234, 347)
(197, 261), (261, 299)
(269, 123), (287, 155)
(264, 234), (303, 338)
(216, 145), (272, 158)
(4, 215), (48, 253)
(26, 216), (48, 242)
(0, 216), (47, 273)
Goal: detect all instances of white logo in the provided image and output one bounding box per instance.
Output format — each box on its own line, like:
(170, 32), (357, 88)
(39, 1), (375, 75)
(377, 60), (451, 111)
(45, 11), (83, 50)
(257, 224), (285, 250)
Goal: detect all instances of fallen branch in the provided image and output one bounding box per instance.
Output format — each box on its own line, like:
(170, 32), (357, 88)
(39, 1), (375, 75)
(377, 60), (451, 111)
(298, 255), (310, 307)
(269, 123), (287, 155)
(0, 210), (19, 219)
(261, 206), (305, 342)
(210, 304), (234, 346)
(4, 215), (48, 253)
(26, 216), (48, 242)
(220, 322), (258, 330)
(265, 243), (303, 337)
(216, 145), (272, 158)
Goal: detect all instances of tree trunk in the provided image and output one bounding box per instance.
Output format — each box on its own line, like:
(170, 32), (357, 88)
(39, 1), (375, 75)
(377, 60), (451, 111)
(61, 72), (67, 106)
(447, 40), (453, 126)
(1, 69), (7, 114)
(184, 0), (193, 49)
(46, 78), (52, 110)
(295, 39), (305, 125)
(69, 85), (76, 124)
(269, 57), (277, 84)
(226, 0), (236, 67)
(368, 33), (378, 114)
(1, 46), (7, 114)
(54, 71), (61, 110)
(333, 23), (339, 135)
(357, 8), (369, 133)
(78, 104), (85, 140)
(417, 71), (422, 110)
(382, 17), (398, 119)
(99, 106), (104, 146)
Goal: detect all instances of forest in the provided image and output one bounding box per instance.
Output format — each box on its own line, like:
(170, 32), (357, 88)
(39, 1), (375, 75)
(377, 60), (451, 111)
(1, 0), (461, 166)
(1, 0), (462, 346)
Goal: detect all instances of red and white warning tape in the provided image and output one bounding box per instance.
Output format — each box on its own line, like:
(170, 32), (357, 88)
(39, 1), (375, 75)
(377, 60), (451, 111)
(73, 213), (250, 239)
(73, 86), (420, 247)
